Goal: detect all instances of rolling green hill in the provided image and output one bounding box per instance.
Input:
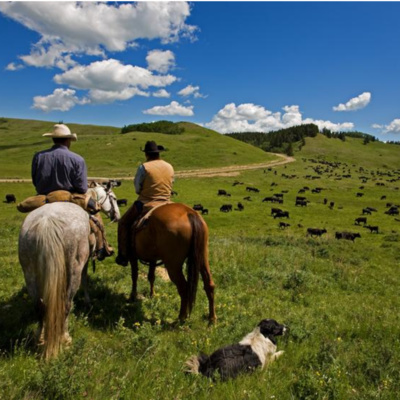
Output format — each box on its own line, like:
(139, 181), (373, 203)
(0, 118), (277, 179)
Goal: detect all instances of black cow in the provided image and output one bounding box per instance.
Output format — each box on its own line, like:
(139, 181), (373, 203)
(295, 200), (308, 207)
(385, 208), (399, 216)
(262, 196), (277, 203)
(193, 204), (204, 211)
(218, 189), (227, 196)
(243, 196), (252, 201)
(279, 222), (290, 229)
(335, 232), (361, 241)
(117, 198), (128, 207)
(307, 228), (327, 237)
(5, 194), (16, 203)
(356, 193), (364, 197)
(365, 225), (379, 233)
(237, 202), (244, 211)
(273, 211), (289, 219)
(220, 204), (233, 212)
(296, 196), (307, 201)
(329, 201), (335, 209)
(355, 217), (367, 225)
(362, 208), (372, 215)
(201, 208), (209, 215)
(171, 190), (178, 196)
(271, 207), (282, 216)
(246, 186), (260, 193)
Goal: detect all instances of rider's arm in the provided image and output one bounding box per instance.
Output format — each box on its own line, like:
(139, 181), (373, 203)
(72, 158), (88, 194)
(31, 153), (38, 189)
(134, 164), (146, 195)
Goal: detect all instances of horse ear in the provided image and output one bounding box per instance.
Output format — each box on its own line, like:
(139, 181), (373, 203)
(106, 181), (112, 191)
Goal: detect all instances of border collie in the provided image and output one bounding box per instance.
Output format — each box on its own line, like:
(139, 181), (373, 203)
(185, 319), (286, 380)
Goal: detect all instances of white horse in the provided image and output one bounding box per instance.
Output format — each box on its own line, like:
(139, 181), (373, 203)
(19, 202), (92, 359)
(87, 181), (120, 222)
(18, 182), (120, 359)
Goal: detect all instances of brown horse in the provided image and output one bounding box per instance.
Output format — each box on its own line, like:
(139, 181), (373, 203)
(128, 203), (216, 323)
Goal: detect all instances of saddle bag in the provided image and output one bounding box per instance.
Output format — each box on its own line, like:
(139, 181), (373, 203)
(17, 190), (101, 213)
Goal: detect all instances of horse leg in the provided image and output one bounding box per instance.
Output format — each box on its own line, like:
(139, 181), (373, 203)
(148, 263), (156, 298)
(166, 264), (189, 322)
(81, 262), (91, 306)
(129, 257), (139, 302)
(200, 263), (217, 324)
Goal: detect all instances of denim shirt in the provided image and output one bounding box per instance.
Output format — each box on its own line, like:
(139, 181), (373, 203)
(32, 144), (88, 195)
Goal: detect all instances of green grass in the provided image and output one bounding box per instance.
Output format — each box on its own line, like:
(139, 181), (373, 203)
(1, 119), (400, 399)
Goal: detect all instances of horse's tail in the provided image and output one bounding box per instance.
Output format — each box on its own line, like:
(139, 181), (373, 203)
(187, 213), (207, 314)
(33, 216), (67, 360)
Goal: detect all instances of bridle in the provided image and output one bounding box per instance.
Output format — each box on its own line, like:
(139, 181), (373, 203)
(91, 185), (119, 222)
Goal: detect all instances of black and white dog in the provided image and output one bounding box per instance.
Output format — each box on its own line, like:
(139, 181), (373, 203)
(185, 319), (286, 380)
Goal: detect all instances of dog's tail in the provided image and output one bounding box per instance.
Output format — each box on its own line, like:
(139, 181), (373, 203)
(184, 353), (209, 374)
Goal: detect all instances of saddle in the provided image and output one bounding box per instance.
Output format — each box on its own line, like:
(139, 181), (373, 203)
(17, 190), (101, 214)
(133, 201), (171, 232)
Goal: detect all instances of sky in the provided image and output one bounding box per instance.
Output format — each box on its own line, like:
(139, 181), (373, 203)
(1, 1), (400, 141)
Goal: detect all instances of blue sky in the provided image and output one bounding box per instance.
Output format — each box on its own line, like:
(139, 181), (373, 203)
(1, 1), (400, 140)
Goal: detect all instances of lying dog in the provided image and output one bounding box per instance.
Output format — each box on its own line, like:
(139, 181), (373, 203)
(185, 319), (286, 380)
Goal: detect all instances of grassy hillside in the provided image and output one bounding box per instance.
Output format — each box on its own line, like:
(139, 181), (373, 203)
(0, 118), (277, 178)
(299, 133), (400, 169)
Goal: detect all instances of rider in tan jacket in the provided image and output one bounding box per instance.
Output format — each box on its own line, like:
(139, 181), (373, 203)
(116, 141), (174, 266)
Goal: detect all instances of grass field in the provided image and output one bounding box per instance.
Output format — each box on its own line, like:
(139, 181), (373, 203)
(1, 120), (400, 399)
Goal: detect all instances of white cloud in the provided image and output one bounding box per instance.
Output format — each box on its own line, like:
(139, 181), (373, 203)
(5, 62), (24, 71)
(0, 2), (196, 69)
(372, 123), (383, 129)
(146, 50), (175, 73)
(205, 103), (354, 133)
(32, 88), (88, 112)
(143, 101), (194, 116)
(333, 92), (371, 112)
(381, 119), (400, 134)
(178, 84), (206, 98)
(89, 88), (149, 104)
(54, 58), (177, 93)
(153, 89), (171, 98)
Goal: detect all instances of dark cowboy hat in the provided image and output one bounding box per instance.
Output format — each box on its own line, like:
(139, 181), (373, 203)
(141, 140), (165, 153)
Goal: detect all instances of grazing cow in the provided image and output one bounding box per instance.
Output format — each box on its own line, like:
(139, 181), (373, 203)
(246, 186), (260, 193)
(218, 189), (227, 196)
(381, 195), (387, 200)
(262, 196), (277, 203)
(201, 208), (209, 215)
(323, 198), (328, 205)
(362, 208), (372, 215)
(171, 190), (178, 196)
(193, 204), (204, 212)
(273, 211), (289, 219)
(5, 194), (16, 203)
(311, 188), (321, 194)
(279, 222), (290, 229)
(365, 225), (379, 233)
(271, 207), (283, 216)
(335, 232), (361, 241)
(243, 196), (252, 201)
(117, 198), (128, 207)
(274, 193), (284, 199)
(329, 201), (335, 209)
(355, 217), (367, 225)
(298, 189), (306, 194)
(295, 200), (308, 207)
(237, 202), (244, 211)
(385, 208), (399, 216)
(366, 207), (377, 212)
(220, 204), (233, 213)
(296, 196), (307, 202)
(356, 193), (364, 197)
(307, 228), (327, 237)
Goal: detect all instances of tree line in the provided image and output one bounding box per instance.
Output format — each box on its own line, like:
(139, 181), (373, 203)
(227, 124), (379, 154)
(121, 120), (184, 135)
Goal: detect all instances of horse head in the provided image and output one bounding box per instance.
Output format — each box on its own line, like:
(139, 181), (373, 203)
(89, 181), (121, 222)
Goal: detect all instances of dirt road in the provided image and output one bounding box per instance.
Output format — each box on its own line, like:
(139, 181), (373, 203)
(0, 154), (295, 183)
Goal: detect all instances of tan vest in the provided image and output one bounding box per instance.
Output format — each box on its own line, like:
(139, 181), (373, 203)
(138, 159), (174, 205)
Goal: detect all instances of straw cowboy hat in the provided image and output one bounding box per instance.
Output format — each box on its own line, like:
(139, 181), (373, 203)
(141, 140), (165, 153)
(43, 124), (77, 141)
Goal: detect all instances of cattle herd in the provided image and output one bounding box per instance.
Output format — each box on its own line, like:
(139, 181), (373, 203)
(190, 158), (400, 243)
